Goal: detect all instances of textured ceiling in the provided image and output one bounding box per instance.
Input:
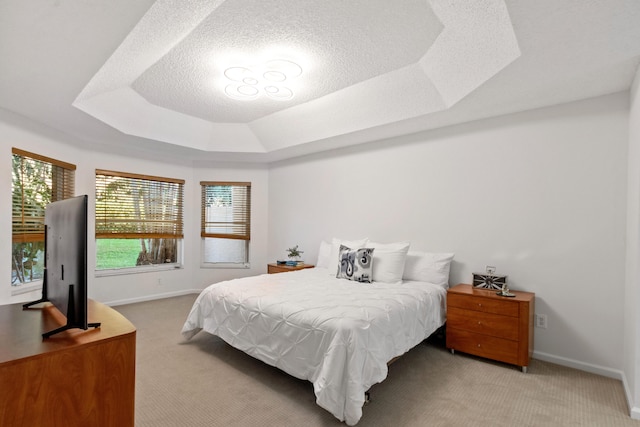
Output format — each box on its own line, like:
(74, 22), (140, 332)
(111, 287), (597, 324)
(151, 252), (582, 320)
(1, 0), (639, 164)
(133, 0), (442, 123)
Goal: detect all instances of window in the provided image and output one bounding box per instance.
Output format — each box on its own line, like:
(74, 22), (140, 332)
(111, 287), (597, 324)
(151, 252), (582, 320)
(95, 170), (184, 272)
(201, 182), (251, 266)
(11, 148), (75, 288)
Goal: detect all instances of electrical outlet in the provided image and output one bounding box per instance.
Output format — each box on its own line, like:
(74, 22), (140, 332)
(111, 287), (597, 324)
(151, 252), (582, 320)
(535, 314), (547, 329)
(485, 265), (496, 275)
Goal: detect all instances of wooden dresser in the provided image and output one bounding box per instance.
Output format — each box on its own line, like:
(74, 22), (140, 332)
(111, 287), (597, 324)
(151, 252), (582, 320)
(0, 299), (136, 426)
(267, 263), (314, 274)
(446, 283), (534, 372)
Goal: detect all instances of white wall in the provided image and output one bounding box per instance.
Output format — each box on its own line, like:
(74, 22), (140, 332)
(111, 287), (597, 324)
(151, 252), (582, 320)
(268, 93), (629, 375)
(0, 110), (269, 307)
(625, 64), (640, 418)
(1, 91), (633, 384)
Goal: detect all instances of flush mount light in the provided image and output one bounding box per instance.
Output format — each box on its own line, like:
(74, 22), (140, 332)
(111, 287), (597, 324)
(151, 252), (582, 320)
(223, 59), (302, 101)
(263, 71), (286, 82)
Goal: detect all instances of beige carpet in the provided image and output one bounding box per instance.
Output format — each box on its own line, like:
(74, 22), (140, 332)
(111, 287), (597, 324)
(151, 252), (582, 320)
(114, 294), (639, 427)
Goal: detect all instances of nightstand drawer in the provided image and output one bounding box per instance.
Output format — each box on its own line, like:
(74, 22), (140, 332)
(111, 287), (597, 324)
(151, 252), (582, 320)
(267, 263), (314, 274)
(447, 328), (519, 365)
(447, 306), (518, 340)
(448, 292), (519, 317)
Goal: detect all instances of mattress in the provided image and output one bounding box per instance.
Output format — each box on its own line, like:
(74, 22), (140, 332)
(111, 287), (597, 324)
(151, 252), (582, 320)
(181, 267), (446, 425)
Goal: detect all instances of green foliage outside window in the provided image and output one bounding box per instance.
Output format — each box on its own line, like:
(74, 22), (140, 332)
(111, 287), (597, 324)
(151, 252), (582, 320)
(95, 171), (182, 270)
(11, 154), (51, 285)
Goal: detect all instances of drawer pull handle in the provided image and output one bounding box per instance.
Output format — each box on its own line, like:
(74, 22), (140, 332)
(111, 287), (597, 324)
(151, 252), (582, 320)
(477, 344), (481, 348)
(478, 303), (482, 307)
(477, 321), (482, 326)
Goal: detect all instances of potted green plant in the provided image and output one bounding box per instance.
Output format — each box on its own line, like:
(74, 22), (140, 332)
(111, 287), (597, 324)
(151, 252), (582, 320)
(286, 245), (304, 265)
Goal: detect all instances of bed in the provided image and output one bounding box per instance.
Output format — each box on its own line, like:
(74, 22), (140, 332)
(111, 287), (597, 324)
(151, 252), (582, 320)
(181, 240), (453, 425)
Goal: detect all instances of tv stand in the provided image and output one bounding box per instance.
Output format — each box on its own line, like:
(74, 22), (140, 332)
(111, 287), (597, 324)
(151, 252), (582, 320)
(22, 297), (47, 308)
(22, 266), (49, 310)
(24, 281), (102, 338)
(0, 299), (136, 426)
(42, 320), (102, 339)
(22, 295), (100, 338)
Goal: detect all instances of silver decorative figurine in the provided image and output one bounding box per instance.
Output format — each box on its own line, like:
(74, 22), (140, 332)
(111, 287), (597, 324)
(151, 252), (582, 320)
(497, 282), (515, 297)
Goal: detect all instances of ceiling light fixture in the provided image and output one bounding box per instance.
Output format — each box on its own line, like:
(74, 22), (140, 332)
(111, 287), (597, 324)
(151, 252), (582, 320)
(223, 59), (302, 101)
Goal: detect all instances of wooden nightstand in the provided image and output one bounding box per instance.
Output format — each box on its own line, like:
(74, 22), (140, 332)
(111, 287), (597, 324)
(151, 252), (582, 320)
(446, 283), (535, 372)
(267, 263), (314, 274)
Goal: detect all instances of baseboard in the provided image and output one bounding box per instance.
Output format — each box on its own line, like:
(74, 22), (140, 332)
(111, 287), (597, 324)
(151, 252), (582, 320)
(532, 350), (624, 380)
(104, 289), (201, 307)
(620, 373), (640, 420)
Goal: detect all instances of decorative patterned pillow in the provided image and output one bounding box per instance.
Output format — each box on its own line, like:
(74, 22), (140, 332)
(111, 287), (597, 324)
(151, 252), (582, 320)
(336, 245), (375, 283)
(328, 237), (369, 275)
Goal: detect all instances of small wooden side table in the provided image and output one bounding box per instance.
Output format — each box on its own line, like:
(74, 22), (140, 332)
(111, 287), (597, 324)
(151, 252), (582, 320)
(267, 263), (314, 274)
(446, 283), (535, 372)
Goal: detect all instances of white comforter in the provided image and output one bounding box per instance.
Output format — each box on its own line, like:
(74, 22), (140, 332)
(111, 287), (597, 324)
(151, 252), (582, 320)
(181, 267), (446, 425)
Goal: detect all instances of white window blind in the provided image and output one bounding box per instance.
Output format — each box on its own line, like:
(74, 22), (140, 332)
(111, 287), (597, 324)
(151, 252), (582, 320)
(200, 182), (251, 266)
(200, 182), (251, 240)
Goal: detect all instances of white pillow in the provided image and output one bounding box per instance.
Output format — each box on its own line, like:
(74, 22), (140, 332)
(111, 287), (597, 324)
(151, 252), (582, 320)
(368, 241), (410, 284)
(402, 251), (455, 287)
(315, 240), (332, 268)
(328, 237), (369, 275)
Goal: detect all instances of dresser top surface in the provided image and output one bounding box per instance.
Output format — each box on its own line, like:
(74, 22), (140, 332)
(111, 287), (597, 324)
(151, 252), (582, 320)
(449, 283), (535, 302)
(0, 299), (135, 364)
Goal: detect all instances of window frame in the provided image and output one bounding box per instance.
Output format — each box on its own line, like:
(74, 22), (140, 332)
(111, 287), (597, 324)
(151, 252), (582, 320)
(95, 169), (185, 275)
(11, 148), (76, 294)
(200, 181), (251, 268)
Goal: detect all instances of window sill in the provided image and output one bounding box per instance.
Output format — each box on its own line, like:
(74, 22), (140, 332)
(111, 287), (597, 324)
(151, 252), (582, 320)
(11, 282), (43, 296)
(200, 263), (250, 269)
(95, 263), (183, 277)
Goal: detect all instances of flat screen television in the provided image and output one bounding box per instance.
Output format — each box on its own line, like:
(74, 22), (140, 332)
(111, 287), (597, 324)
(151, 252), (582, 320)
(23, 195), (100, 338)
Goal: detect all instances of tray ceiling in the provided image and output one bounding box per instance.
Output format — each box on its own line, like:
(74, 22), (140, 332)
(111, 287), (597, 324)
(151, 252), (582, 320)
(1, 0), (639, 163)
